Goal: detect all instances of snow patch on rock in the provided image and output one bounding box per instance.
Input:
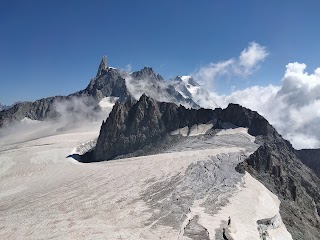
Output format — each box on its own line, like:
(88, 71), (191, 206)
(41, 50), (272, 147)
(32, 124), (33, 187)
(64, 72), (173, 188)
(217, 127), (256, 142)
(170, 123), (213, 137)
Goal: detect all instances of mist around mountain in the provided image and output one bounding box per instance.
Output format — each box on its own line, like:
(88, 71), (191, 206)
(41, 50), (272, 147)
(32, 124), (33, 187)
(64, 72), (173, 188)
(82, 94), (319, 239)
(0, 57), (217, 129)
(1, 57), (320, 239)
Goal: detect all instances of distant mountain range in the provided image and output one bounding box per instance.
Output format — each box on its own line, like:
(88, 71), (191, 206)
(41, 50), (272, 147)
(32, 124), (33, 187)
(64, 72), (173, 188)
(0, 57), (217, 128)
(1, 56), (320, 239)
(85, 94), (320, 239)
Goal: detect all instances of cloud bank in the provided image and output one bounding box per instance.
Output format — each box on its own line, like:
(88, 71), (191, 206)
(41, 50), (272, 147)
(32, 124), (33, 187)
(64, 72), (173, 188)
(193, 42), (269, 88)
(210, 62), (320, 149)
(0, 96), (115, 145)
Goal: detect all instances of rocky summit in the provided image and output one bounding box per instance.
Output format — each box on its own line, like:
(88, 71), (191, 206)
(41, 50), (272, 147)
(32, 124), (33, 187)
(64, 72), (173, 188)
(92, 94), (278, 162)
(0, 57), (203, 128)
(1, 56), (320, 239)
(88, 95), (320, 239)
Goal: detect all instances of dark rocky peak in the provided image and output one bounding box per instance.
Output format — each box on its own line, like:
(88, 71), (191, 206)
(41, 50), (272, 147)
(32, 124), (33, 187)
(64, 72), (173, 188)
(236, 140), (320, 239)
(92, 98), (284, 162)
(93, 95), (217, 161)
(96, 56), (108, 77)
(87, 95), (320, 240)
(130, 66), (164, 82)
(221, 103), (280, 141)
(93, 97), (301, 163)
(83, 65), (131, 102)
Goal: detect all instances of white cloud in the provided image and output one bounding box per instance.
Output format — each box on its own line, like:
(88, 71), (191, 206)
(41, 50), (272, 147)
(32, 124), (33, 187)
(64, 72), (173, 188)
(239, 42), (269, 74)
(193, 59), (234, 87)
(210, 62), (320, 149)
(193, 42), (269, 88)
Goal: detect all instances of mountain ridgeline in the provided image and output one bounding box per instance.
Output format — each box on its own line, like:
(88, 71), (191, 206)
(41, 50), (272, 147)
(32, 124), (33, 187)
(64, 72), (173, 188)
(93, 94), (275, 162)
(91, 95), (320, 239)
(1, 56), (320, 239)
(0, 57), (209, 128)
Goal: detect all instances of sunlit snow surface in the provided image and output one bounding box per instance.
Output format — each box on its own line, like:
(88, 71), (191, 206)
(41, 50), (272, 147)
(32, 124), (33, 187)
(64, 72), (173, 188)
(0, 104), (292, 239)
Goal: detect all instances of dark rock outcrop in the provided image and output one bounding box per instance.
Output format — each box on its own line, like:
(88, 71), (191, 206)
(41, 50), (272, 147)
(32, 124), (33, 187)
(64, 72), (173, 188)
(236, 137), (320, 239)
(128, 67), (199, 109)
(0, 58), (130, 127)
(0, 96), (64, 127)
(131, 66), (164, 82)
(93, 96), (279, 162)
(296, 149), (320, 178)
(80, 67), (131, 102)
(0, 58), (199, 127)
(93, 96), (320, 239)
(183, 215), (210, 240)
(96, 56), (108, 77)
(93, 94), (217, 161)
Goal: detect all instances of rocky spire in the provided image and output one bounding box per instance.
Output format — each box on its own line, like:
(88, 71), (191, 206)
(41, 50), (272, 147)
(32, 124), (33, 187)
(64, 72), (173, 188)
(96, 56), (108, 77)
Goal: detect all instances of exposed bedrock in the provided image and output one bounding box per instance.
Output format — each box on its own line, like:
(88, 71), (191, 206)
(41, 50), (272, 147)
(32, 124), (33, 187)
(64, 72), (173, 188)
(93, 94), (278, 162)
(93, 95), (320, 239)
(0, 59), (198, 128)
(236, 141), (320, 239)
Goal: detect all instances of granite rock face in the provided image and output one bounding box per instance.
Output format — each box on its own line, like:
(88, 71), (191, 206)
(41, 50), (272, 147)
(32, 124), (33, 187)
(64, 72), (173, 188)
(127, 67), (199, 108)
(93, 96), (277, 162)
(93, 96), (320, 239)
(96, 56), (108, 77)
(236, 137), (320, 239)
(80, 67), (131, 102)
(0, 57), (130, 127)
(0, 96), (64, 127)
(93, 94), (216, 161)
(0, 58), (199, 127)
(131, 66), (164, 82)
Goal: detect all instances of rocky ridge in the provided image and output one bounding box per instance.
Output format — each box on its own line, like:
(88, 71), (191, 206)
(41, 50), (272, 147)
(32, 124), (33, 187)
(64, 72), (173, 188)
(171, 76), (218, 109)
(0, 57), (200, 128)
(92, 95), (320, 239)
(93, 94), (278, 162)
(93, 94), (216, 161)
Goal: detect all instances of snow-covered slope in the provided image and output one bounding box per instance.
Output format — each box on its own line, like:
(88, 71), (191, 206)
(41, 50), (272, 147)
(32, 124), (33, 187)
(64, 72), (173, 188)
(0, 116), (292, 239)
(171, 76), (218, 109)
(124, 68), (199, 109)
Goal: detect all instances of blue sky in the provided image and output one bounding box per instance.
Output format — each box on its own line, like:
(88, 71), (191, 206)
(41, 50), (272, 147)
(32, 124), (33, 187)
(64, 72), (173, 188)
(1, 0), (320, 105)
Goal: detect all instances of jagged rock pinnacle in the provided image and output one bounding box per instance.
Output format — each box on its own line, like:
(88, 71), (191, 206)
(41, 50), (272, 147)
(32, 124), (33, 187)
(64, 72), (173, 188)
(96, 56), (108, 77)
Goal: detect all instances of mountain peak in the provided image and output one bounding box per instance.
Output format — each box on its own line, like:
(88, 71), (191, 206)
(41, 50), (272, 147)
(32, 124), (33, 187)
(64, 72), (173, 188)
(131, 67), (164, 82)
(96, 56), (108, 77)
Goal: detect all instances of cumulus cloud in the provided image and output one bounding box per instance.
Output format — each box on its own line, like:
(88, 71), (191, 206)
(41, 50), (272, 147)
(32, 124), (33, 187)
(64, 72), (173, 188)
(211, 62), (320, 149)
(193, 42), (268, 88)
(239, 42), (269, 74)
